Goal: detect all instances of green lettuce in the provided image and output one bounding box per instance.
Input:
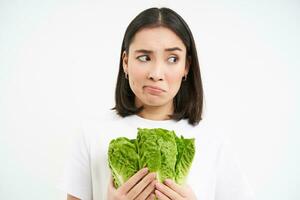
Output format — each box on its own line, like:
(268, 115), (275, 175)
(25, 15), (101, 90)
(108, 128), (195, 188)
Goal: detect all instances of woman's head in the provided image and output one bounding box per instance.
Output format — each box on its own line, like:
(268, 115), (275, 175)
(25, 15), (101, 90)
(113, 7), (204, 126)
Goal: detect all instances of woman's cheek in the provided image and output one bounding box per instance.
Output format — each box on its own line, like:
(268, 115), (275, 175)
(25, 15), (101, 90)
(129, 65), (145, 91)
(166, 72), (183, 93)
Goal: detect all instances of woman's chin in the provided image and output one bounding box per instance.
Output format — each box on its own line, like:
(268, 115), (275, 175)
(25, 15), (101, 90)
(142, 99), (171, 108)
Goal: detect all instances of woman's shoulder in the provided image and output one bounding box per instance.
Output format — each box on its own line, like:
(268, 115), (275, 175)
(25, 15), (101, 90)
(179, 119), (227, 145)
(82, 109), (121, 124)
(78, 109), (123, 136)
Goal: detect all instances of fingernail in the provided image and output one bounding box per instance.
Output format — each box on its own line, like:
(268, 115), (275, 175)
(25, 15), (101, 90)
(152, 172), (156, 178)
(143, 167), (149, 173)
(164, 179), (171, 184)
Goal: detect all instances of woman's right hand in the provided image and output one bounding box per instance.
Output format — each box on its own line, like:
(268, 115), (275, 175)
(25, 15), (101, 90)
(107, 168), (157, 200)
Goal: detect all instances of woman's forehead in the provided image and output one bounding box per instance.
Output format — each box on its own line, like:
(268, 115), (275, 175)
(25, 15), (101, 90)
(129, 27), (186, 53)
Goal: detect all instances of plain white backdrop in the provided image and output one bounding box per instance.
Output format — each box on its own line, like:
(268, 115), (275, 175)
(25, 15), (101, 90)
(0, 0), (299, 199)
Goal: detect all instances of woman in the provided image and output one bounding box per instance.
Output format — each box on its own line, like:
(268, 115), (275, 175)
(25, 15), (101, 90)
(60, 7), (255, 200)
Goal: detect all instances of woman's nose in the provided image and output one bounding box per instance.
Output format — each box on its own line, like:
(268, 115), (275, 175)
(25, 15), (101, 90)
(148, 64), (164, 81)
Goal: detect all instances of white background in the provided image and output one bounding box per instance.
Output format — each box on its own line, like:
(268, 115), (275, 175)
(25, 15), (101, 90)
(0, 0), (299, 199)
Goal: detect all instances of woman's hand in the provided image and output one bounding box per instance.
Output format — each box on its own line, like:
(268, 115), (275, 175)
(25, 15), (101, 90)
(107, 167), (157, 200)
(154, 179), (197, 200)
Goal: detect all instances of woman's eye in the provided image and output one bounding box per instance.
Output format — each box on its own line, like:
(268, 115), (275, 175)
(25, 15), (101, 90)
(168, 56), (178, 63)
(137, 55), (150, 62)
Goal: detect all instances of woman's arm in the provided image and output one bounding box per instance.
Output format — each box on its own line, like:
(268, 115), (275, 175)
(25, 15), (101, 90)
(67, 194), (80, 200)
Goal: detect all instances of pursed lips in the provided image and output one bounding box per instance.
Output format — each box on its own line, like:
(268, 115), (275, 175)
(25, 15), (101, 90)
(144, 85), (166, 92)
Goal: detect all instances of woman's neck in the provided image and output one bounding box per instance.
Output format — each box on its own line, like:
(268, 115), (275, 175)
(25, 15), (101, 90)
(135, 101), (174, 121)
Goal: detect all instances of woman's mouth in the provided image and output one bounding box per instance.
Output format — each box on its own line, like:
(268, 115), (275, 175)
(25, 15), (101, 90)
(144, 86), (165, 95)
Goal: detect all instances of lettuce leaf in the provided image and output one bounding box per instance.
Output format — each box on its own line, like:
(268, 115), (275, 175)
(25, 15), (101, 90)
(108, 128), (195, 188)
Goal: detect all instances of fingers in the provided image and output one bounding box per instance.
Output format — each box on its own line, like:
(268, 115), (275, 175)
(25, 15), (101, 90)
(127, 172), (156, 199)
(155, 180), (182, 200)
(135, 180), (157, 200)
(146, 193), (156, 200)
(163, 179), (186, 197)
(119, 168), (149, 194)
(155, 190), (170, 200)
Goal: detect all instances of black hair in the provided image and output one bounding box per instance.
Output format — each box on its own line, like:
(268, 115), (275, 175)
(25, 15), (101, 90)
(112, 7), (204, 126)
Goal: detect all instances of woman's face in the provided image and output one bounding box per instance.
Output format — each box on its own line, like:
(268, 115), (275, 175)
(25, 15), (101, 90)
(122, 26), (189, 109)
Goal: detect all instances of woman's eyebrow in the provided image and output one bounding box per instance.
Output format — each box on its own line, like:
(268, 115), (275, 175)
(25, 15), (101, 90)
(134, 49), (153, 54)
(165, 47), (182, 52)
(134, 47), (182, 54)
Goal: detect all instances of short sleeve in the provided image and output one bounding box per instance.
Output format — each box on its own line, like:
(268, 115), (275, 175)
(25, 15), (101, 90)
(215, 136), (256, 200)
(58, 127), (92, 200)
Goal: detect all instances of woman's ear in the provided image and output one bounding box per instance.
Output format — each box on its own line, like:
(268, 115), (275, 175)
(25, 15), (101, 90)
(185, 55), (191, 75)
(122, 51), (128, 73)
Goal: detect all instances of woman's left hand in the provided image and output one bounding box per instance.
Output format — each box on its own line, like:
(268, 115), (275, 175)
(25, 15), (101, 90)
(154, 179), (197, 200)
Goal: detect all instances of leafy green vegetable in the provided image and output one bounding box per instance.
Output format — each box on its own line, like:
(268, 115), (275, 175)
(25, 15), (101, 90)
(174, 135), (195, 184)
(107, 128), (195, 188)
(108, 137), (139, 188)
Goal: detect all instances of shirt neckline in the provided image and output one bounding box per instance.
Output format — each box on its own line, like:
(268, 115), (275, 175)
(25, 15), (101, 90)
(130, 114), (178, 126)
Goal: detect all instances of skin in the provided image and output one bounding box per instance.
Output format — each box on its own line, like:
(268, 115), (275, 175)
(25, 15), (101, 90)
(107, 168), (157, 200)
(122, 26), (190, 121)
(154, 179), (197, 200)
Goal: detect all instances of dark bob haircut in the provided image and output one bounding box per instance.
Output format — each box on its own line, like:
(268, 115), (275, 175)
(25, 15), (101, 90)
(112, 7), (204, 126)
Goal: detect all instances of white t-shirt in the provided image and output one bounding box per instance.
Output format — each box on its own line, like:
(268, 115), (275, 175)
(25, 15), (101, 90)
(58, 110), (255, 200)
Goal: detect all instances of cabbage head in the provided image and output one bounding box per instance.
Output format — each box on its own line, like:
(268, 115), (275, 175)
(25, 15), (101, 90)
(108, 128), (195, 188)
